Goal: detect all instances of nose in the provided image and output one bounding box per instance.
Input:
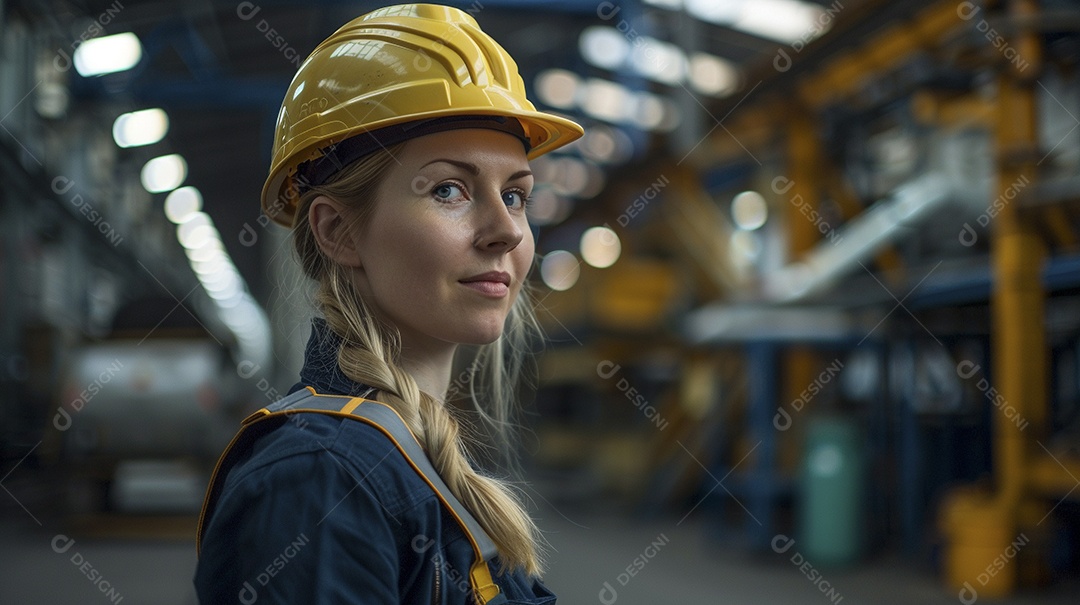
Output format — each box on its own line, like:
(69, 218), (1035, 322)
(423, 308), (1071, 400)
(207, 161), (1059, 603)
(473, 189), (524, 253)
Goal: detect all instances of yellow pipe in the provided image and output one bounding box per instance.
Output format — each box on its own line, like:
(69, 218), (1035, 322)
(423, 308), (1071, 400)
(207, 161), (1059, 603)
(1042, 205), (1079, 252)
(1028, 452), (1080, 496)
(991, 0), (1045, 509)
(797, 1), (966, 108)
(781, 110), (820, 443)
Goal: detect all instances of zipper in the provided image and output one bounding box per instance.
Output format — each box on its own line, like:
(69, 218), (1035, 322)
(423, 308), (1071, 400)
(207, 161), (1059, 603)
(432, 561), (442, 605)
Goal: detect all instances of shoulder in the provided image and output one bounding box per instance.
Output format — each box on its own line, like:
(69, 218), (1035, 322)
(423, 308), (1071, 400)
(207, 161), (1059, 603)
(221, 410), (438, 516)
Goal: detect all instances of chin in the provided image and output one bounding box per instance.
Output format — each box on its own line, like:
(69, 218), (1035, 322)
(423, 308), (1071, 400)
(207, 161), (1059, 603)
(452, 316), (506, 345)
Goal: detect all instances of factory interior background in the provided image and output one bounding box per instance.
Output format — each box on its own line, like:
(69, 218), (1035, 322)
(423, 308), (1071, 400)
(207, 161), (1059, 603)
(2, 0), (1080, 603)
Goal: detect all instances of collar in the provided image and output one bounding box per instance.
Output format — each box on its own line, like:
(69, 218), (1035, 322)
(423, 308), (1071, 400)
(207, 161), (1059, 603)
(289, 317), (375, 397)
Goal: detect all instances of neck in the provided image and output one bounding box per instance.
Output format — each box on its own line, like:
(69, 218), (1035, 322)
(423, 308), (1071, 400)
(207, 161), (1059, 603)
(398, 332), (457, 401)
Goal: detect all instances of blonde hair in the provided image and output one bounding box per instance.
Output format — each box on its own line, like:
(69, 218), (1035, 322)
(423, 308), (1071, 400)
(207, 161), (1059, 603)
(291, 144), (545, 575)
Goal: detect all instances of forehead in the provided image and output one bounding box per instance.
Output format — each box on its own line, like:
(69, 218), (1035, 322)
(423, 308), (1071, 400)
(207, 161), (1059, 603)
(397, 128), (531, 171)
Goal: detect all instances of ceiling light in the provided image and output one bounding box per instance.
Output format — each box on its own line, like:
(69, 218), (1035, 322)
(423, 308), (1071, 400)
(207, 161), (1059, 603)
(551, 158), (590, 197)
(579, 26), (631, 71)
(631, 92), (666, 130)
(176, 212), (212, 247)
(113, 108), (169, 148)
(141, 154), (187, 193)
(629, 37), (686, 85)
(164, 186), (202, 224)
(74, 32), (142, 77)
(535, 69), (580, 110)
(685, 0), (831, 44)
(582, 79), (633, 124)
(736, 0), (830, 43)
(689, 53), (740, 97)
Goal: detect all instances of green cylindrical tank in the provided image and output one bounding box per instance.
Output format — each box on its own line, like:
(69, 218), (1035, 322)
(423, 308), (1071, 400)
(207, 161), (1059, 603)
(798, 416), (865, 567)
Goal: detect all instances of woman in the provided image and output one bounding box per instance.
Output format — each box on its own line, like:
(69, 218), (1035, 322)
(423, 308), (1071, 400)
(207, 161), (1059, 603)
(194, 4), (582, 604)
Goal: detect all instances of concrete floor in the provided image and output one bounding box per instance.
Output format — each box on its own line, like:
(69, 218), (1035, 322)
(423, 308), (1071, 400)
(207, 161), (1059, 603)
(1, 472), (1076, 604)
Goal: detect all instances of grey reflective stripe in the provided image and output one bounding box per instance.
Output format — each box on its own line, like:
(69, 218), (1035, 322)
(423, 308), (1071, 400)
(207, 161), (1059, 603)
(264, 388), (337, 413)
(274, 390), (499, 563)
(348, 400), (500, 563)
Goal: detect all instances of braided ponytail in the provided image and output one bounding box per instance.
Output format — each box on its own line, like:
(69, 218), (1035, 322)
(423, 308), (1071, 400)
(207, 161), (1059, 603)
(292, 147), (544, 575)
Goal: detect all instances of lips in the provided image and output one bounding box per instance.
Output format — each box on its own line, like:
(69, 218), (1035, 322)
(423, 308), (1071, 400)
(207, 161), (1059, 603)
(459, 271), (512, 298)
(460, 271), (511, 286)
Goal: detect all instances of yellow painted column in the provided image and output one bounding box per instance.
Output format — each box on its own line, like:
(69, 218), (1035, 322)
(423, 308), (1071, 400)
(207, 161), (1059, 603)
(782, 109), (820, 460)
(991, 0), (1045, 509)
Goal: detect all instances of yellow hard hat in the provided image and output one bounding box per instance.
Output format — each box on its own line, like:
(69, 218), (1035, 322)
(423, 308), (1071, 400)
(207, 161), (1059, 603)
(262, 3), (585, 227)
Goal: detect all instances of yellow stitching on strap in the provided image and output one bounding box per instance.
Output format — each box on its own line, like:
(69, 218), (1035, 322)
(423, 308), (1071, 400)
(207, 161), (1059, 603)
(338, 398), (365, 414)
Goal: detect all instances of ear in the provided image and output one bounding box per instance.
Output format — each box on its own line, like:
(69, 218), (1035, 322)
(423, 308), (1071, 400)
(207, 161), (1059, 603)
(308, 195), (363, 268)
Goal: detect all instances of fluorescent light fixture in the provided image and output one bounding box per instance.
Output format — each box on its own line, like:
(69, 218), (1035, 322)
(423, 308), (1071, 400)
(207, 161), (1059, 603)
(180, 224), (215, 250)
(685, 0), (743, 26)
(582, 78), (633, 123)
(579, 26), (631, 71)
(736, 0), (830, 43)
(141, 154), (187, 193)
(642, 0), (683, 8)
(551, 158), (591, 198)
(686, 0), (831, 44)
(581, 227), (621, 268)
(535, 69), (580, 110)
(689, 53), (740, 97)
(629, 36), (686, 85)
(176, 212), (212, 248)
(74, 32), (143, 77)
(540, 250), (581, 291)
(631, 93), (666, 130)
(113, 108), (169, 148)
(185, 239), (226, 262)
(164, 186), (202, 224)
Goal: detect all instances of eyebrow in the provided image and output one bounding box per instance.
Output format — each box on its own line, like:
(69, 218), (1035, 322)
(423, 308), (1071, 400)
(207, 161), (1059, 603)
(421, 159), (532, 181)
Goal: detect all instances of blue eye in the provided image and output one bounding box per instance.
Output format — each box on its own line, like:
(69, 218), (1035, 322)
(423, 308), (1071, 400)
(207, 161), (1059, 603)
(502, 190), (528, 209)
(433, 182), (465, 201)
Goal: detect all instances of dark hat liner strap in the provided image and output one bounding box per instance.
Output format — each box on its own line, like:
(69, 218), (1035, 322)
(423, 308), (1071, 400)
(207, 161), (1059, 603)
(296, 115), (531, 191)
